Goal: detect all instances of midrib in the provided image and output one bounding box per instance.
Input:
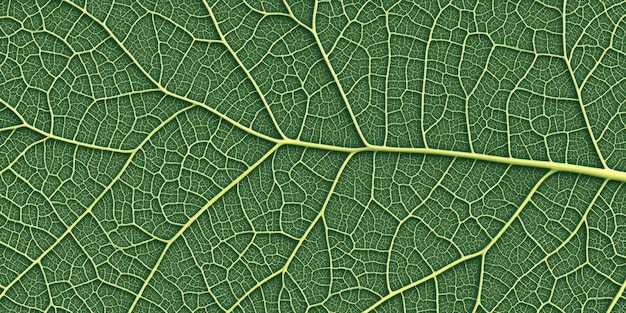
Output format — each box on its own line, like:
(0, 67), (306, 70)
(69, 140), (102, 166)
(275, 139), (626, 182)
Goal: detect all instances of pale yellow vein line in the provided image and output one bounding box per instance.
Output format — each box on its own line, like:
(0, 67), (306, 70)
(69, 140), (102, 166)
(280, 0), (312, 30)
(0, 138), (46, 178)
(201, 0), (287, 140)
(0, 98), (135, 154)
(61, 0), (280, 146)
(579, 15), (626, 91)
(420, 4), (452, 149)
(362, 170), (556, 313)
(566, 1), (626, 62)
(385, 156), (458, 292)
(608, 279), (626, 312)
(127, 144), (282, 313)
(489, 178), (609, 312)
(224, 151), (354, 313)
(562, 0), (608, 169)
(2, 2), (624, 311)
(564, 61), (607, 169)
(278, 139), (626, 182)
(0, 124), (24, 133)
(309, 9), (370, 147)
(161, 91), (280, 144)
(18, 0), (626, 187)
(0, 105), (193, 300)
(471, 254), (486, 313)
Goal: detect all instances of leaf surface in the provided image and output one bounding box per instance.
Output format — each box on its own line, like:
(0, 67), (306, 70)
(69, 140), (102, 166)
(1, 0), (626, 312)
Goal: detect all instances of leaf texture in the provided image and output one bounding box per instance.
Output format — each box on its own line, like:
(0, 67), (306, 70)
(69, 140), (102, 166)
(0, 0), (626, 312)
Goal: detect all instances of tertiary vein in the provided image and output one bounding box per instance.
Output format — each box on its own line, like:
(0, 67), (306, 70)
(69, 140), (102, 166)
(362, 170), (556, 313)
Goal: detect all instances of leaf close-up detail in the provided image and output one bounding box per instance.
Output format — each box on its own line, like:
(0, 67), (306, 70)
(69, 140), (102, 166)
(1, 0), (626, 312)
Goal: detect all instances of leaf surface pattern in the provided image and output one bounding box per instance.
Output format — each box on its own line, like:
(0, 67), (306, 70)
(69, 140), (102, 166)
(0, 0), (625, 312)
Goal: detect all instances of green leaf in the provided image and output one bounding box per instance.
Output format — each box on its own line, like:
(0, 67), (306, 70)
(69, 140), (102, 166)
(1, 0), (625, 312)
